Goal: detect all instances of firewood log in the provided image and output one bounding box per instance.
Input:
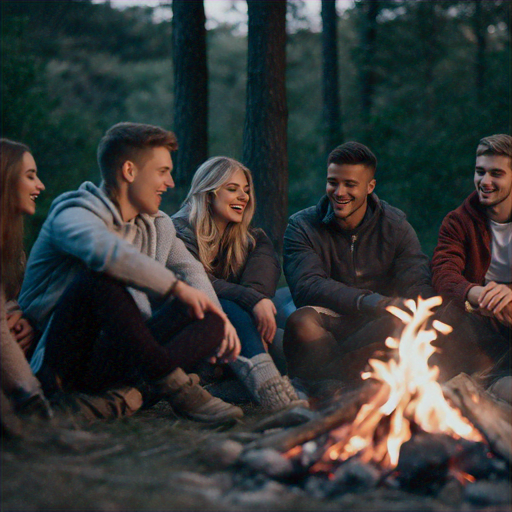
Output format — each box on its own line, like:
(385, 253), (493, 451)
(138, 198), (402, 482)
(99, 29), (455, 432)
(442, 373), (512, 464)
(243, 380), (382, 453)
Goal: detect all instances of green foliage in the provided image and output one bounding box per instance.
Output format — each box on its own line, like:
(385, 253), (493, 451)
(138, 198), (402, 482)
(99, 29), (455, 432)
(1, 0), (510, 257)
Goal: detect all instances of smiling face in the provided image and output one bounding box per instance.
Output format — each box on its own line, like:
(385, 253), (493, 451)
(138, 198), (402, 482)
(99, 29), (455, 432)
(474, 154), (512, 213)
(326, 163), (376, 230)
(126, 146), (174, 218)
(16, 152), (45, 215)
(211, 168), (250, 233)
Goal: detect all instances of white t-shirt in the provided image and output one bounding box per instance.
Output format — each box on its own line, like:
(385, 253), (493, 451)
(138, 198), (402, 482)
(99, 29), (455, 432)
(485, 220), (512, 284)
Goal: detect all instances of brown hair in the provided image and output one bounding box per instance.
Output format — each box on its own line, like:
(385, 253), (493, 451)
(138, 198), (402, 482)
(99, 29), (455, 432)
(97, 122), (178, 197)
(327, 141), (377, 176)
(476, 134), (512, 159)
(0, 138), (31, 299)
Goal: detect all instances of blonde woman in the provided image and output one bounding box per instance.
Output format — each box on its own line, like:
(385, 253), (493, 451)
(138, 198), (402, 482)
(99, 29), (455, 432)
(173, 156), (307, 411)
(0, 138), (51, 419)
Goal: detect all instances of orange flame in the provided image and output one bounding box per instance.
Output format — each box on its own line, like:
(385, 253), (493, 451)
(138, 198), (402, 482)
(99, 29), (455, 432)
(325, 296), (483, 468)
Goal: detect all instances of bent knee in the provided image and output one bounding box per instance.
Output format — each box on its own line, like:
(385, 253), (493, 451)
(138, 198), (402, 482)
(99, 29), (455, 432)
(284, 307), (327, 346)
(202, 312), (225, 345)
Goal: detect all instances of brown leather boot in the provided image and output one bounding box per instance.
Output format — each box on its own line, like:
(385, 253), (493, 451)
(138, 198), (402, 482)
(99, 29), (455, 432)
(156, 368), (243, 424)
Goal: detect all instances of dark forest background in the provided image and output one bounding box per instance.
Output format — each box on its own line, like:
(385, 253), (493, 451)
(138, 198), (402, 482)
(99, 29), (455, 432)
(1, 0), (510, 257)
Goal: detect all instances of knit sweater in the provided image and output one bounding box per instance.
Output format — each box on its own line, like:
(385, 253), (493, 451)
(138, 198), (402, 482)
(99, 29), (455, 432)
(431, 191), (492, 306)
(19, 182), (219, 372)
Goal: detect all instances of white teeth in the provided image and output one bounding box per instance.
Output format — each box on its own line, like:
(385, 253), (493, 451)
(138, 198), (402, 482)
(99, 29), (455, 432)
(230, 205), (243, 211)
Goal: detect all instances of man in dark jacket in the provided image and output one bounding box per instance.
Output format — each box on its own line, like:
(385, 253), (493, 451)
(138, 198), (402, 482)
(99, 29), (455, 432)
(283, 141), (433, 386)
(431, 134), (511, 402)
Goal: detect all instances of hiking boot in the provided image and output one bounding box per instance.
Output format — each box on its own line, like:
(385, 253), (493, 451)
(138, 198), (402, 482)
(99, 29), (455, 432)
(156, 368), (243, 424)
(52, 387), (143, 421)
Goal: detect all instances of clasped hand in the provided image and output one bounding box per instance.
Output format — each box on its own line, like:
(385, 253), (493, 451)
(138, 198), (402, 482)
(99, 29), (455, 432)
(252, 298), (277, 345)
(5, 301), (35, 355)
(474, 281), (512, 327)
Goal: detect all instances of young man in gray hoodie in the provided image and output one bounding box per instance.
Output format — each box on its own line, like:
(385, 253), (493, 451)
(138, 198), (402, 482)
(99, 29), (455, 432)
(19, 122), (243, 424)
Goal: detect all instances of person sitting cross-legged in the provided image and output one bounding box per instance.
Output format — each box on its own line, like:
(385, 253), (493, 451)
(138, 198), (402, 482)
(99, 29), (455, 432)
(431, 134), (512, 402)
(283, 142), (434, 397)
(1, 138), (52, 429)
(173, 156), (307, 412)
(19, 122), (243, 425)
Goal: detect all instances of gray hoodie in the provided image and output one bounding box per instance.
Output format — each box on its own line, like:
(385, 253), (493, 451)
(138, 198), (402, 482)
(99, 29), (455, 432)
(19, 181), (219, 372)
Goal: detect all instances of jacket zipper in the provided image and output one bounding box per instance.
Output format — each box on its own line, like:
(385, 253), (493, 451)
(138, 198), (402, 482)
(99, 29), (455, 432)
(350, 235), (358, 280)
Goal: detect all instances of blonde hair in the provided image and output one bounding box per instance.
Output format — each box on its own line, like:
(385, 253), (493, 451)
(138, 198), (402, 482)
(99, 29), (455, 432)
(180, 156), (256, 279)
(0, 139), (30, 299)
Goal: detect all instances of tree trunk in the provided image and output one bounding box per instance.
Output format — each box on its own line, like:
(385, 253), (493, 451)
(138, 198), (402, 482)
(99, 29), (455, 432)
(359, 0), (378, 127)
(243, 0), (288, 255)
(172, 0), (208, 186)
(321, 0), (342, 155)
(473, 0), (486, 104)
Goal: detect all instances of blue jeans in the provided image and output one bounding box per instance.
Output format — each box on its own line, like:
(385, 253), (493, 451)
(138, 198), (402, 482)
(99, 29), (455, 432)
(220, 299), (266, 358)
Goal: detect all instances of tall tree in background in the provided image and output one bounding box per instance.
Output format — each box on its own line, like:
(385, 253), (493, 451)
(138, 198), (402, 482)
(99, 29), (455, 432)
(243, 0), (288, 254)
(172, 0), (208, 186)
(473, 0), (486, 104)
(321, 0), (343, 155)
(358, 0), (379, 129)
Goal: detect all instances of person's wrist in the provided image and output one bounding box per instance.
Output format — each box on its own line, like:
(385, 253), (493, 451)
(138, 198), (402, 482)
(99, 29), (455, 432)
(163, 279), (181, 300)
(359, 293), (386, 315)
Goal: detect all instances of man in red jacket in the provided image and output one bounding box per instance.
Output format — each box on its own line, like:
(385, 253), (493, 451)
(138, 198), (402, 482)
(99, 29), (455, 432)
(431, 134), (511, 401)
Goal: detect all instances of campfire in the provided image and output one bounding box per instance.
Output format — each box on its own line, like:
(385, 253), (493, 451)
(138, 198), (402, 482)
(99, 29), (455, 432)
(223, 296), (511, 508)
(312, 296), (483, 470)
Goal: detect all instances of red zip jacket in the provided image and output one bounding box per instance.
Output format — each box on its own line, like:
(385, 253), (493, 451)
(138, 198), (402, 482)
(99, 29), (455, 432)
(431, 191), (491, 307)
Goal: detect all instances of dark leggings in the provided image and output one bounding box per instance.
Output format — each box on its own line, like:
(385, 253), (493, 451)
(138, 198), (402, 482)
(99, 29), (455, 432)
(43, 270), (224, 394)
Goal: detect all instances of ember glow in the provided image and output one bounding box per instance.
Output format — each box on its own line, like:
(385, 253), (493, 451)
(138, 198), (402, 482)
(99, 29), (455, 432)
(322, 296), (484, 469)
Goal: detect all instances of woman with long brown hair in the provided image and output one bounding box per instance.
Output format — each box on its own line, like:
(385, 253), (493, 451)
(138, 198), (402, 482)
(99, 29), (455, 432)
(173, 156), (307, 411)
(0, 138), (50, 418)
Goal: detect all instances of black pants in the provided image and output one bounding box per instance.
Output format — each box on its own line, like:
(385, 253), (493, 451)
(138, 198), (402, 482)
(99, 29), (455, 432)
(283, 306), (401, 382)
(42, 271), (223, 394)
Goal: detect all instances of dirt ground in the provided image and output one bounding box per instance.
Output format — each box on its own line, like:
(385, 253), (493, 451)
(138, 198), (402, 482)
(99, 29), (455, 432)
(1, 401), (510, 512)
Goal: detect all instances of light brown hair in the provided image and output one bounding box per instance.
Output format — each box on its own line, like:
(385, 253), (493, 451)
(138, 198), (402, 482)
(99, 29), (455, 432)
(97, 122), (178, 197)
(476, 134), (512, 159)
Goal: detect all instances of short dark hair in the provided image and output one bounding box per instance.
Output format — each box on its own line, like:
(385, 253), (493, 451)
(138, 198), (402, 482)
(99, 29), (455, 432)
(327, 141), (377, 176)
(476, 134), (512, 159)
(97, 122), (178, 194)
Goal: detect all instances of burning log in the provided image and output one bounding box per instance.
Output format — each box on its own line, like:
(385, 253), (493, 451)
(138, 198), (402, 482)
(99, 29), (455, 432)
(443, 372), (512, 464)
(239, 296), (510, 497)
(243, 380), (382, 453)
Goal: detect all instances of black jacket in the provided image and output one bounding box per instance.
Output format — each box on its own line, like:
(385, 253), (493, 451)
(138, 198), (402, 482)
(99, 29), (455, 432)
(283, 194), (433, 315)
(172, 216), (281, 312)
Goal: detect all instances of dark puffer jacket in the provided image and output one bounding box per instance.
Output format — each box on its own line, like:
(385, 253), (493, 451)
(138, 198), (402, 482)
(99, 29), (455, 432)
(283, 194), (433, 315)
(172, 215), (281, 312)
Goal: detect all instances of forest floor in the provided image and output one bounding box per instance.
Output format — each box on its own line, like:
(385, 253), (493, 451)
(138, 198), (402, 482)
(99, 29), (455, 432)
(1, 399), (510, 512)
